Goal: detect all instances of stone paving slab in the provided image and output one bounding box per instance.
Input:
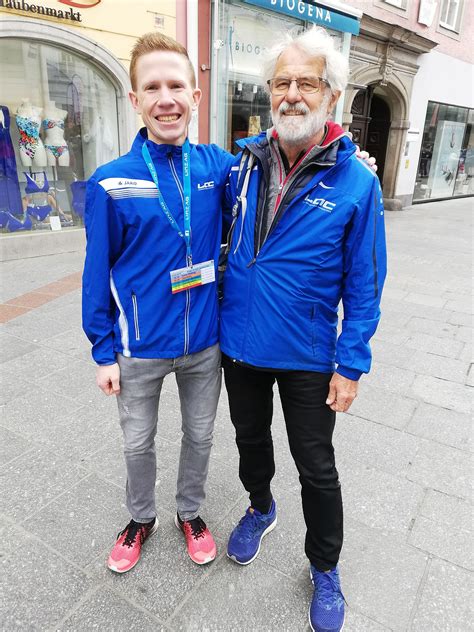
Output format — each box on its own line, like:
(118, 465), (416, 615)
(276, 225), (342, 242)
(408, 515), (473, 570)
(410, 374), (472, 413)
(0, 522), (93, 631)
(405, 438), (472, 498)
(346, 382), (418, 430)
(410, 559), (474, 631)
(406, 402), (472, 451)
(57, 586), (167, 632)
(0, 446), (89, 521)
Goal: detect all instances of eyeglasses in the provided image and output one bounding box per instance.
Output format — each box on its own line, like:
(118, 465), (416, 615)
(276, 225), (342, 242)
(266, 77), (330, 96)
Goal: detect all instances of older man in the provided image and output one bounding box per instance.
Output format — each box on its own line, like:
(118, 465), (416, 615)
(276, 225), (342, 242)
(220, 27), (387, 632)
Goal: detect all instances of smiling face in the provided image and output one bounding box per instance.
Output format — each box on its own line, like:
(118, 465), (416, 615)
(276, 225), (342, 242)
(129, 51), (201, 146)
(270, 45), (340, 149)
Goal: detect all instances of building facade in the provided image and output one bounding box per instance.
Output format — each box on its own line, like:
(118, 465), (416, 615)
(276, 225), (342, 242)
(346, 0), (473, 208)
(0, 0), (176, 253)
(194, 0), (473, 208)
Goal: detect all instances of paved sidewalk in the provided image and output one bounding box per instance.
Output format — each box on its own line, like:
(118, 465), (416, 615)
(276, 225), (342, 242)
(0, 197), (472, 631)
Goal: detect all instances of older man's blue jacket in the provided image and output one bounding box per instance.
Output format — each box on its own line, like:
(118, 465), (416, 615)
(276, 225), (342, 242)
(220, 123), (387, 380)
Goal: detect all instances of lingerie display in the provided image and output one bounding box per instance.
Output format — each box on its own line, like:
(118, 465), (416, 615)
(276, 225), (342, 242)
(0, 105), (23, 217)
(24, 171), (52, 221)
(42, 118), (69, 159)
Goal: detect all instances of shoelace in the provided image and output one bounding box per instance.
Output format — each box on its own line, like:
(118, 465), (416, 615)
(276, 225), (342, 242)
(236, 509), (261, 540)
(185, 517), (207, 540)
(313, 570), (344, 607)
(121, 520), (148, 548)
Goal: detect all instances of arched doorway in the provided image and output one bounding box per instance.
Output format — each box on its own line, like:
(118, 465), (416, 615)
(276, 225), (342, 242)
(350, 87), (391, 187)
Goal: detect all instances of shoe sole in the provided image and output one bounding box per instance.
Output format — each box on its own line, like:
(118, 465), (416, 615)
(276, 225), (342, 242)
(308, 569), (345, 632)
(174, 515), (217, 565)
(227, 516), (277, 565)
(107, 520), (159, 574)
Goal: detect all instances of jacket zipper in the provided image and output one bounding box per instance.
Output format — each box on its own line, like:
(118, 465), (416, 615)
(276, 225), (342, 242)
(131, 292), (140, 341)
(168, 152), (191, 355)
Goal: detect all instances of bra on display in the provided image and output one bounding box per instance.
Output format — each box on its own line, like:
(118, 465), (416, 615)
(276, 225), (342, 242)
(24, 171), (52, 221)
(42, 118), (65, 131)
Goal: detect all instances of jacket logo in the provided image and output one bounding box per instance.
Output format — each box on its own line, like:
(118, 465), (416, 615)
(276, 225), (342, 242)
(117, 181), (137, 186)
(197, 181), (215, 190)
(304, 195), (336, 213)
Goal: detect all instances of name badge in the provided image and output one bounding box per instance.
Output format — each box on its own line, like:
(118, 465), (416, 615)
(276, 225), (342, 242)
(170, 260), (215, 294)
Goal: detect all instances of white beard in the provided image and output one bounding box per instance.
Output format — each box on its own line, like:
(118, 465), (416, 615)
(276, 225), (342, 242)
(272, 94), (331, 146)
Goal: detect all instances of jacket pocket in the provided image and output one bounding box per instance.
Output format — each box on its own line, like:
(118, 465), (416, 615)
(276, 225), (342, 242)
(131, 292), (140, 341)
(311, 305), (316, 355)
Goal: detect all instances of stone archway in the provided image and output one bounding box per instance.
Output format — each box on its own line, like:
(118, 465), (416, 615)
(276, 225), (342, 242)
(344, 72), (410, 210)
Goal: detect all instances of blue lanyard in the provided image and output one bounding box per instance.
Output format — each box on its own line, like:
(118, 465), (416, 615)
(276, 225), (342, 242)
(142, 139), (192, 264)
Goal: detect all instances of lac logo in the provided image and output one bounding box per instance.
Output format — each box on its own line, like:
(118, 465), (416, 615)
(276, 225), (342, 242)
(58, 0), (101, 7)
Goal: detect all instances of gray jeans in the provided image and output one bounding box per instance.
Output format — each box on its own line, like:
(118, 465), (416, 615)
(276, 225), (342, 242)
(116, 344), (221, 523)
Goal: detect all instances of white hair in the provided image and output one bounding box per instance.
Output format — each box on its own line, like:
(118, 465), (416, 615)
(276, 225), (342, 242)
(263, 26), (349, 95)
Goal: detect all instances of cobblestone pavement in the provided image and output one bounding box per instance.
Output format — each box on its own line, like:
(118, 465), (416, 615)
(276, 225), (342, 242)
(0, 197), (472, 631)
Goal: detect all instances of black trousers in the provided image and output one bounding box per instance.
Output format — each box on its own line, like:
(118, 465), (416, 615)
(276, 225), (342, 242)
(222, 354), (343, 571)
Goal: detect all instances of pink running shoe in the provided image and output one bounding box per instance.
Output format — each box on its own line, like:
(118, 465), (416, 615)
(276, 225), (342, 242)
(175, 514), (217, 565)
(107, 518), (158, 573)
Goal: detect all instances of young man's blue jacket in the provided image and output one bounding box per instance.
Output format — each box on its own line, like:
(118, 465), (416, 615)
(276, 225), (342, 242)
(82, 128), (234, 365)
(220, 124), (387, 380)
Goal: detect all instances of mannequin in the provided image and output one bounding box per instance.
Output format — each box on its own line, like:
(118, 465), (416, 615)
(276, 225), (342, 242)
(42, 102), (70, 167)
(15, 98), (47, 168)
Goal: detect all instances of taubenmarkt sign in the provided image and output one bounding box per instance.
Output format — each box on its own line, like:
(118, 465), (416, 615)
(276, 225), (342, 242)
(0, 0), (101, 21)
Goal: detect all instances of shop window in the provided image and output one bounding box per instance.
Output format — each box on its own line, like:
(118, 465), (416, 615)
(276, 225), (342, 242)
(0, 38), (119, 234)
(413, 101), (473, 202)
(383, 0), (407, 9)
(439, 0), (463, 32)
(212, 0), (344, 152)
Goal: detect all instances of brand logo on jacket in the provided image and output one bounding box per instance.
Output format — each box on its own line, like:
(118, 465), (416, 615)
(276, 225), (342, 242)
(304, 195), (336, 213)
(197, 181), (215, 190)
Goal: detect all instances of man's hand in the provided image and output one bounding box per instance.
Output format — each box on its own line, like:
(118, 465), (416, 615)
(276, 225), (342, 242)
(96, 363), (121, 396)
(355, 145), (378, 172)
(326, 373), (358, 413)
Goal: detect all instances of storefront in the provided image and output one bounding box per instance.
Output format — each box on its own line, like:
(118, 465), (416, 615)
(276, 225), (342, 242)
(0, 33), (122, 233)
(0, 0), (176, 242)
(413, 101), (473, 202)
(208, 0), (361, 152)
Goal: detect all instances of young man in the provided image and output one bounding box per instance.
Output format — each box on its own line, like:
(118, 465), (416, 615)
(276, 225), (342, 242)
(82, 33), (235, 573)
(220, 28), (387, 632)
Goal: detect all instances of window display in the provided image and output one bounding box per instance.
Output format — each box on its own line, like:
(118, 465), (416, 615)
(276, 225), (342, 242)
(0, 38), (120, 233)
(414, 101), (473, 202)
(212, 0), (345, 153)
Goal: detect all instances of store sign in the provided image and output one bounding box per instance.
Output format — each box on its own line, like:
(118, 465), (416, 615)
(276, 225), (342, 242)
(59, 0), (100, 6)
(243, 0), (360, 35)
(0, 0), (83, 21)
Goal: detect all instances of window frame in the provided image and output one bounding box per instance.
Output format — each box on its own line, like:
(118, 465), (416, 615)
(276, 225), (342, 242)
(439, 0), (463, 33)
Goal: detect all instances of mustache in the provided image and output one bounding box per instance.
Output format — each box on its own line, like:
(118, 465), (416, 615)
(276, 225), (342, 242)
(277, 102), (310, 116)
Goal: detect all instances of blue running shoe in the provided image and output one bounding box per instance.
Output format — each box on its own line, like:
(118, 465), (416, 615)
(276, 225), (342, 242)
(227, 500), (277, 564)
(309, 565), (345, 632)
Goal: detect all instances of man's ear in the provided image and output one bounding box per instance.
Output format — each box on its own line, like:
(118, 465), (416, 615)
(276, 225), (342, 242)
(192, 88), (202, 110)
(129, 91), (141, 114)
(327, 90), (341, 115)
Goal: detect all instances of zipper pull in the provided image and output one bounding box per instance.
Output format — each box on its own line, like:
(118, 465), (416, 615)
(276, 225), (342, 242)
(247, 257), (256, 267)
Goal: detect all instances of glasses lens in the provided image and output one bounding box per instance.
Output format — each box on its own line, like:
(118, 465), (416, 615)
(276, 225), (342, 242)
(270, 79), (290, 95)
(298, 79), (320, 94)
